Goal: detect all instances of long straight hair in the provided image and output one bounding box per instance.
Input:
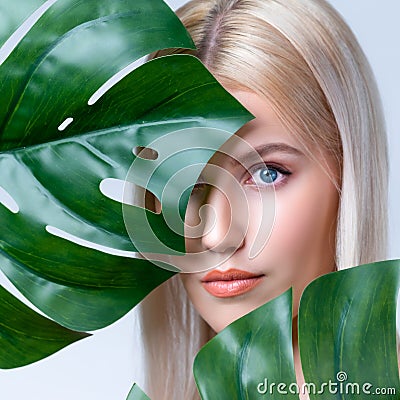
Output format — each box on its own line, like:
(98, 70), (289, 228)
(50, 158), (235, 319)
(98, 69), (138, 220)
(137, 1), (388, 398)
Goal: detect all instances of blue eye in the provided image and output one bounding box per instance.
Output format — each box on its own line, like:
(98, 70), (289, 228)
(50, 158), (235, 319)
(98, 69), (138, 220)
(259, 167), (278, 183)
(247, 164), (291, 187)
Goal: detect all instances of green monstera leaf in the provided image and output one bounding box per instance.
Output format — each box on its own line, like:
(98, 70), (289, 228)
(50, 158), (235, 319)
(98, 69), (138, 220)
(299, 260), (400, 399)
(194, 260), (400, 400)
(126, 384), (150, 400)
(0, 0), (253, 369)
(0, 285), (90, 369)
(194, 289), (297, 400)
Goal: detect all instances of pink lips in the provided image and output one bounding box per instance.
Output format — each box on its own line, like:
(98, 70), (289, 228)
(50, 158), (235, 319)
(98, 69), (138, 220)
(201, 268), (264, 298)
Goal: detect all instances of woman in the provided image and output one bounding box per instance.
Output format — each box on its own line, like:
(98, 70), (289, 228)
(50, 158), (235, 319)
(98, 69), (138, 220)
(137, 0), (388, 398)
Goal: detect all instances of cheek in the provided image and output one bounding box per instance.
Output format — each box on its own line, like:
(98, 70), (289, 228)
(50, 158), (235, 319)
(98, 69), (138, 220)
(277, 190), (333, 254)
(262, 170), (339, 283)
(253, 172), (338, 316)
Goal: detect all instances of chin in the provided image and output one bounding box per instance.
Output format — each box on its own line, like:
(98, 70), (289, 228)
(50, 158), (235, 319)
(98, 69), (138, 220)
(201, 299), (269, 333)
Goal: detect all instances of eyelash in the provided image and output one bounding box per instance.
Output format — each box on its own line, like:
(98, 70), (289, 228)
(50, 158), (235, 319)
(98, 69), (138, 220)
(244, 163), (292, 189)
(191, 181), (208, 196)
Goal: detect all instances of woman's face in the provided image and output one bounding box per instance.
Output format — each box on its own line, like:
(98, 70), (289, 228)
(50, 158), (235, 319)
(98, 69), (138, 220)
(180, 90), (340, 333)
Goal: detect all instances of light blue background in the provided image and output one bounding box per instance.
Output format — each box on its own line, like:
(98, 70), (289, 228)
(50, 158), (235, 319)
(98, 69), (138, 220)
(0, 1), (398, 399)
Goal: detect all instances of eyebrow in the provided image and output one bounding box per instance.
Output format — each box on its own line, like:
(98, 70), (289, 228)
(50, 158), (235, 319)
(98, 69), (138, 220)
(229, 142), (304, 167)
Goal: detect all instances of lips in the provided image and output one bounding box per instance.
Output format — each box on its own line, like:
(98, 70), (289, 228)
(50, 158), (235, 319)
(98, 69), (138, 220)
(201, 268), (264, 298)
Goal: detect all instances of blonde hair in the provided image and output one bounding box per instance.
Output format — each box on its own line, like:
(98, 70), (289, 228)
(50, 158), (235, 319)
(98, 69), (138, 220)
(137, 1), (388, 398)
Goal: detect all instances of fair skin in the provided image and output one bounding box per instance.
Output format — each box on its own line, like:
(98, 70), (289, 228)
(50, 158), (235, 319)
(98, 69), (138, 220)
(180, 90), (340, 397)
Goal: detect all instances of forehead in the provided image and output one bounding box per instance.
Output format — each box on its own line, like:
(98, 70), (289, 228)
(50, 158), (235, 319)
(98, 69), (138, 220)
(207, 89), (306, 167)
(210, 88), (342, 178)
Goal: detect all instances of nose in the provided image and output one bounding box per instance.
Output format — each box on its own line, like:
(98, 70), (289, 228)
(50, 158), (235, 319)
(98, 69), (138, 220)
(200, 185), (246, 253)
